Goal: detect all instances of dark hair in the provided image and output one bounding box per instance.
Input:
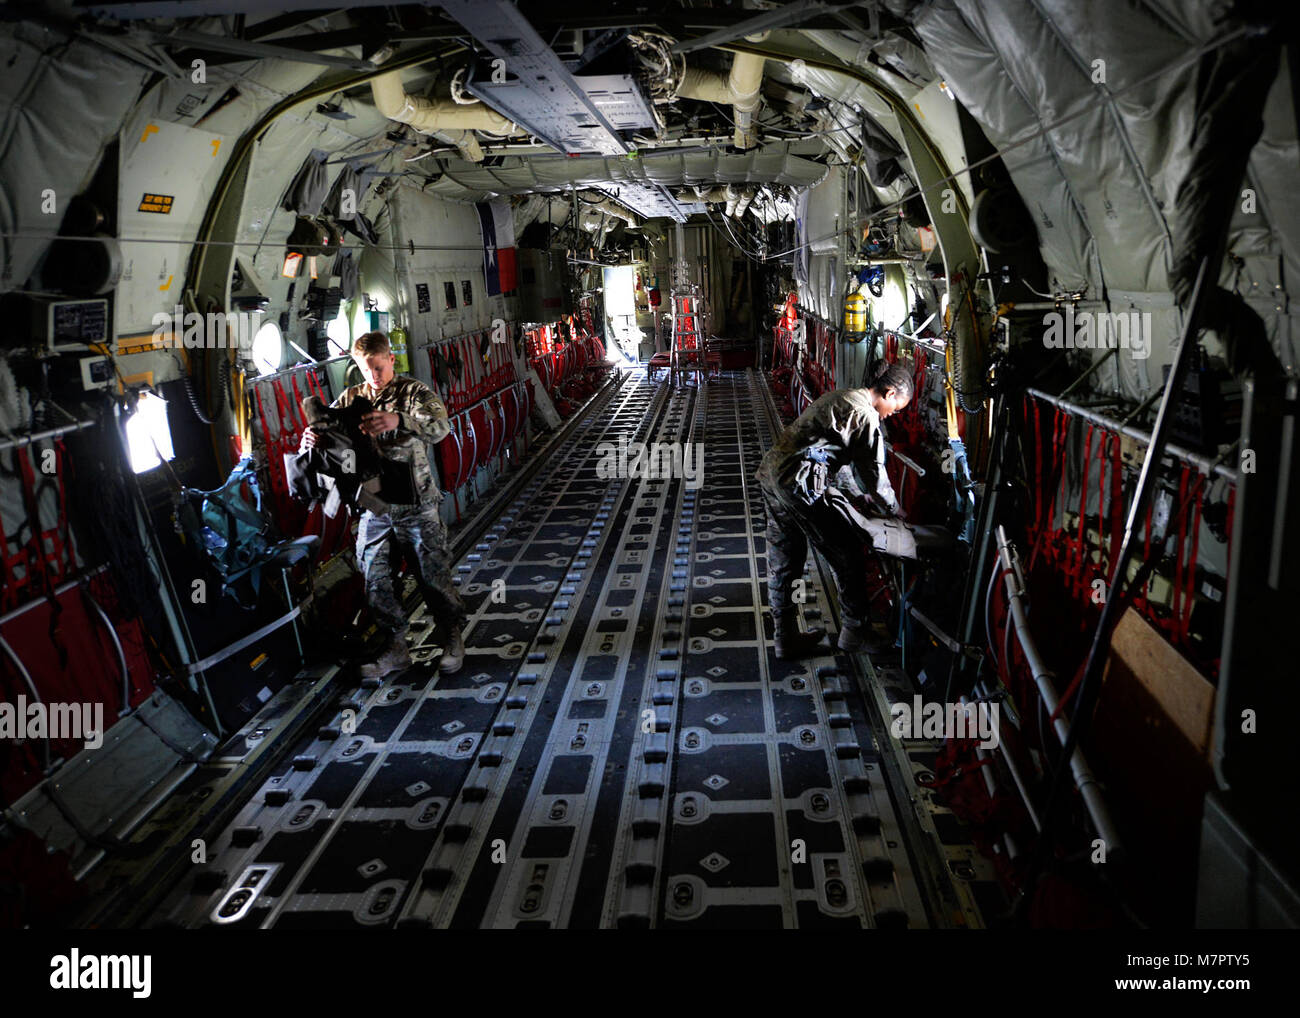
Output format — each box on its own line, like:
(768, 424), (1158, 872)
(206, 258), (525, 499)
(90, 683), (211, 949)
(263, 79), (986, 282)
(869, 362), (914, 402)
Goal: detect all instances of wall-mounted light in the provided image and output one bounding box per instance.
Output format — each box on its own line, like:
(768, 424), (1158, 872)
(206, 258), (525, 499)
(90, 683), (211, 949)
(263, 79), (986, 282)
(125, 390), (175, 474)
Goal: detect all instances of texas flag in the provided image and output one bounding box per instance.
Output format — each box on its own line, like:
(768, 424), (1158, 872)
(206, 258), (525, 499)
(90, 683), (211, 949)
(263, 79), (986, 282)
(476, 199), (517, 296)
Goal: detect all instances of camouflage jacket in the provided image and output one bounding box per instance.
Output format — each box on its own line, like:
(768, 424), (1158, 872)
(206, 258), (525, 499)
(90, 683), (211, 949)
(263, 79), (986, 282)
(758, 387), (900, 514)
(333, 375), (451, 509)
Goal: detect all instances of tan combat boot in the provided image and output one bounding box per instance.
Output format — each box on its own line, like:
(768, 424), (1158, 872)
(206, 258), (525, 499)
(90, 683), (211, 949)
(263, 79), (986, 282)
(772, 609), (826, 660)
(439, 626), (465, 673)
(837, 620), (892, 655)
(359, 632), (412, 679)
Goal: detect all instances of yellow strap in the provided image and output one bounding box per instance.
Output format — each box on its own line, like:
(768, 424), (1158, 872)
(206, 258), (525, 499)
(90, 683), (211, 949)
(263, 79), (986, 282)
(943, 330), (961, 441)
(232, 362), (252, 455)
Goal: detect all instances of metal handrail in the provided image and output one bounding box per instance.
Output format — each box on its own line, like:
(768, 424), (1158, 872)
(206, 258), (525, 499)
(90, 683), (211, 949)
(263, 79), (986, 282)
(0, 417), (97, 453)
(995, 525), (1121, 851)
(1026, 386), (1237, 484)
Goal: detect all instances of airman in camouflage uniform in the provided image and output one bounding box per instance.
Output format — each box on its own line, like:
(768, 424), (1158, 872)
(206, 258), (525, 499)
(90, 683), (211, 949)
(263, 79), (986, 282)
(302, 331), (466, 675)
(757, 362), (915, 658)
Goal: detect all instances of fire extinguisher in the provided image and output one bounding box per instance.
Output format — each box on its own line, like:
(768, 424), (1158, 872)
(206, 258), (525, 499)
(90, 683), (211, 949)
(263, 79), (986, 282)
(389, 323), (410, 373)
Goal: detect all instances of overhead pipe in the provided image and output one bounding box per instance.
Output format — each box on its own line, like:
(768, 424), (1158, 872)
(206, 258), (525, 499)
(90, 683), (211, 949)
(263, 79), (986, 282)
(369, 50), (518, 163)
(441, 129), (484, 163)
(692, 185), (732, 203)
(728, 32), (769, 151)
(722, 183), (757, 217)
(584, 196), (642, 227)
(724, 184), (742, 217)
(674, 31), (770, 149)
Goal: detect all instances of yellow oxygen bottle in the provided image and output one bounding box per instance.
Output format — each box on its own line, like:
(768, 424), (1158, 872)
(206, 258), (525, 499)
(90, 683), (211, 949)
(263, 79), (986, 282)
(843, 291), (866, 336)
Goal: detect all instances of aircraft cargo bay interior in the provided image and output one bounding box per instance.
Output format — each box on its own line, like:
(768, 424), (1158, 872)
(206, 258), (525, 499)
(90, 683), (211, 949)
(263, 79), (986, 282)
(0, 0), (1296, 960)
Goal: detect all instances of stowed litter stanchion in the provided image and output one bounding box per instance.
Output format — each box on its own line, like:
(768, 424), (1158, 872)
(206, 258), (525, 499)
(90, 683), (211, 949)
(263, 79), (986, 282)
(667, 288), (719, 386)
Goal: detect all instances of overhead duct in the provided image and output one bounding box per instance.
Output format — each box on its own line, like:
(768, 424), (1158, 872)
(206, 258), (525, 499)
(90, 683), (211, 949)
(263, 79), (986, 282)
(512, 194), (550, 234)
(369, 52), (518, 163)
(675, 32), (769, 149)
(439, 129), (484, 163)
(722, 184), (758, 218)
(418, 150), (828, 204)
(585, 196), (642, 228)
(724, 183), (742, 217)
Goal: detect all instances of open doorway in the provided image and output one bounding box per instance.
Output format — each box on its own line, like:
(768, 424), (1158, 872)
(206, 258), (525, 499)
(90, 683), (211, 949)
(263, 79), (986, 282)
(602, 264), (643, 363)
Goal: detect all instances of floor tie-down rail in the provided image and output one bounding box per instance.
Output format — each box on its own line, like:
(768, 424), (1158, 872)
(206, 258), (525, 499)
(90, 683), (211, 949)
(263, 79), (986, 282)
(147, 370), (985, 928)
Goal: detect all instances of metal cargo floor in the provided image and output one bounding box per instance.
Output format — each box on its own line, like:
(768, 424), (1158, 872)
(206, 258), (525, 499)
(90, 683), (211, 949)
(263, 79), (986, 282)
(142, 370), (998, 929)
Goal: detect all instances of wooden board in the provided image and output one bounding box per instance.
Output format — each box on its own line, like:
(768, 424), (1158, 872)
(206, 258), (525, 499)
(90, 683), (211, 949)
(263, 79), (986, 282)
(1107, 607), (1215, 758)
(1087, 607), (1217, 923)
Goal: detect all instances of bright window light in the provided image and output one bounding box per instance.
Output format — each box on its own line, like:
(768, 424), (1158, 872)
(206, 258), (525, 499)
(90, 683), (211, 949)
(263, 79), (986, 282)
(602, 265), (636, 316)
(326, 307), (351, 357)
(252, 320), (283, 376)
(126, 391), (175, 474)
(874, 270), (908, 333)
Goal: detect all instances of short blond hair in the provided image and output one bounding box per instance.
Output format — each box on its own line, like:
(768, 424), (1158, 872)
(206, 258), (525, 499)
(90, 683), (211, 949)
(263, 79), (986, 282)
(352, 330), (390, 358)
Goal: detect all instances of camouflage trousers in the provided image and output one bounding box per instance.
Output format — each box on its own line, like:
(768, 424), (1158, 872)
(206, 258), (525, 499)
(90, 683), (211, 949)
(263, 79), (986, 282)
(355, 503), (467, 637)
(759, 474), (877, 631)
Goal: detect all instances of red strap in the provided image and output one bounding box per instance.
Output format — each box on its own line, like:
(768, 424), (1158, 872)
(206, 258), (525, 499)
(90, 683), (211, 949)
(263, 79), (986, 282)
(1047, 408), (1070, 565)
(1030, 397), (1045, 538)
(272, 377), (298, 440)
(0, 496), (24, 610)
(916, 755), (993, 788)
(17, 445), (71, 590)
(254, 383), (289, 500)
(2, 450), (42, 605)
(253, 384), (270, 443)
(1170, 464), (1190, 637)
(306, 366), (327, 402)
(1136, 498), (1154, 613)
(1179, 471), (1206, 644)
(1108, 429), (1124, 576)
(1051, 659), (1087, 723)
(289, 374), (309, 433)
(51, 439), (74, 584)
(452, 340), (465, 412)
(1072, 424), (1093, 597)
(1097, 430), (1109, 579)
(469, 336), (483, 400)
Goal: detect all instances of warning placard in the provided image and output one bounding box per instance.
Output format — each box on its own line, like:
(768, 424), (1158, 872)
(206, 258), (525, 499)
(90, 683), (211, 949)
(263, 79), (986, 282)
(139, 193), (174, 214)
